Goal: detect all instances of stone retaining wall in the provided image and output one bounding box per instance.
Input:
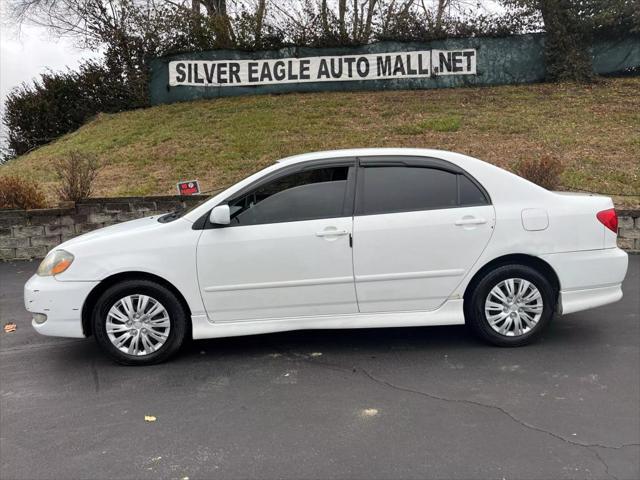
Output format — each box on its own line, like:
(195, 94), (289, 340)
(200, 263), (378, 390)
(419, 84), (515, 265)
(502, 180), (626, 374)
(0, 196), (203, 261)
(617, 210), (640, 252)
(0, 198), (638, 261)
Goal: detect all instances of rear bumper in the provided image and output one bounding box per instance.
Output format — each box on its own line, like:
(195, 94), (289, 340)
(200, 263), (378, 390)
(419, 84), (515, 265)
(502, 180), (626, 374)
(559, 284), (624, 315)
(24, 275), (98, 338)
(541, 248), (628, 315)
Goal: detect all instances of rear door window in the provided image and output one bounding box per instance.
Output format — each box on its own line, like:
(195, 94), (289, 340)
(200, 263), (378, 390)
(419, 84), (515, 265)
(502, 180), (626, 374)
(356, 164), (488, 215)
(357, 166), (457, 215)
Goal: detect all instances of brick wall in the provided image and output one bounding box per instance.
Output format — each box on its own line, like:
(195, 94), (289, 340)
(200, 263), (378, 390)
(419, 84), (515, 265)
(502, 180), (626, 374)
(0, 200), (638, 261)
(0, 196), (203, 261)
(617, 210), (640, 252)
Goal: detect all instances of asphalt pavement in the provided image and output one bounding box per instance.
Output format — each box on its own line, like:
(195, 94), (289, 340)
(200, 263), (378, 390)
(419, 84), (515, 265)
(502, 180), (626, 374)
(1, 257), (639, 480)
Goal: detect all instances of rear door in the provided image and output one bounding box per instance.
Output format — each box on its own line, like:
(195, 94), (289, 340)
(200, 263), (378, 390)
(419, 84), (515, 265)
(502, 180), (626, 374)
(352, 156), (495, 312)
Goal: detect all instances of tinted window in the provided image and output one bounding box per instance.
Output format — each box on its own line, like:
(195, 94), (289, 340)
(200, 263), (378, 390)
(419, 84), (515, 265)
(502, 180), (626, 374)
(459, 174), (488, 206)
(358, 166), (458, 215)
(230, 167), (349, 226)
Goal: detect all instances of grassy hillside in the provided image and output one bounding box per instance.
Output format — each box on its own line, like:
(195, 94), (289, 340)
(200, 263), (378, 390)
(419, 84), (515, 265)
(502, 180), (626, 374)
(2, 77), (639, 207)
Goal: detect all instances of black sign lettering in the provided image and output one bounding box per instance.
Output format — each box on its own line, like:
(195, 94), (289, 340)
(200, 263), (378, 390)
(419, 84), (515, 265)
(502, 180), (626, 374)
(317, 59), (330, 79)
(418, 54), (429, 75)
(217, 63), (228, 83)
(194, 64), (205, 84)
(175, 63), (186, 83)
(273, 60), (286, 81)
(439, 52), (452, 73)
(393, 56), (406, 76)
(356, 57), (369, 77)
(248, 62), (259, 82)
(260, 62), (273, 82)
(344, 57), (356, 77)
(463, 51), (474, 71)
(287, 60), (299, 80)
(377, 56), (392, 76)
(299, 59), (311, 80)
(330, 58), (343, 78)
(406, 54), (417, 75)
(229, 63), (241, 83)
(452, 52), (463, 72)
(203, 64), (215, 83)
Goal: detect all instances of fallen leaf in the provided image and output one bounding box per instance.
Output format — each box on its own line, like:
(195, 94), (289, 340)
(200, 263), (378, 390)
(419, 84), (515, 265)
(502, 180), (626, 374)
(4, 323), (16, 333)
(144, 415), (157, 422)
(359, 408), (379, 418)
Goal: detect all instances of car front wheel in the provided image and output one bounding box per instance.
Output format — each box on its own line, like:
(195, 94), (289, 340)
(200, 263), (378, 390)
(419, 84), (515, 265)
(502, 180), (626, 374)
(92, 279), (187, 365)
(467, 264), (556, 347)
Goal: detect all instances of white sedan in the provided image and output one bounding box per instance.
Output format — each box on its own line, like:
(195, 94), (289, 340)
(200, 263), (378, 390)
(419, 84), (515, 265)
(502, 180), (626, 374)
(25, 149), (629, 365)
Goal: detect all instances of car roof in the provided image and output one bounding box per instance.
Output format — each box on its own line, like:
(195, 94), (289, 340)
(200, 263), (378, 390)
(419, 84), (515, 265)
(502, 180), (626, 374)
(275, 148), (466, 165)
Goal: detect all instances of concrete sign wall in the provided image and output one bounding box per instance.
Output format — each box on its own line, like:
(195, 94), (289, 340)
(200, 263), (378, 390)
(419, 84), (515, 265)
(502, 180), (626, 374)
(150, 34), (640, 105)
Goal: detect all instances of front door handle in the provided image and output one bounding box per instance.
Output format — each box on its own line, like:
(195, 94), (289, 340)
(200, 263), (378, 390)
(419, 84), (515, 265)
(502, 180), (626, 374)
(455, 217), (487, 226)
(316, 228), (349, 237)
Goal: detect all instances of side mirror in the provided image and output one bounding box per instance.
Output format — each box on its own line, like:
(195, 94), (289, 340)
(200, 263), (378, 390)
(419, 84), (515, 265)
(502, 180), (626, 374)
(209, 204), (231, 225)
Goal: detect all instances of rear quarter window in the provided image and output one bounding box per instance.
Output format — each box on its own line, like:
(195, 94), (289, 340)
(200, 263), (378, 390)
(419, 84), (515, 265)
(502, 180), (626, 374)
(458, 174), (489, 206)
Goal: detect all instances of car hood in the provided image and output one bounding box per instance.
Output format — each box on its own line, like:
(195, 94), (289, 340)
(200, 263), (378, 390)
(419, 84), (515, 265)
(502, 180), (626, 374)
(57, 216), (162, 250)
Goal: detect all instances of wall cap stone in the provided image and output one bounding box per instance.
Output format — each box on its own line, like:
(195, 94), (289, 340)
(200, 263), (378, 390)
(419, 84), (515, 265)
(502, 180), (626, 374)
(616, 209), (640, 217)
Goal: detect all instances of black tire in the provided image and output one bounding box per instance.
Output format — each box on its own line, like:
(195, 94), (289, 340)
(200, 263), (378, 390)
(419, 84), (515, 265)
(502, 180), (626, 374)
(92, 279), (187, 365)
(466, 264), (556, 347)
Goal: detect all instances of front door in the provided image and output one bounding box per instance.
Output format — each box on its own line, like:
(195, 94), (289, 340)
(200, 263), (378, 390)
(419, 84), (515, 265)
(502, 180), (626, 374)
(352, 157), (495, 312)
(197, 161), (358, 322)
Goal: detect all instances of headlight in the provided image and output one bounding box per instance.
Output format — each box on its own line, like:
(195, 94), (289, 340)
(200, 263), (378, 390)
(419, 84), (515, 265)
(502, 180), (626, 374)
(37, 250), (74, 276)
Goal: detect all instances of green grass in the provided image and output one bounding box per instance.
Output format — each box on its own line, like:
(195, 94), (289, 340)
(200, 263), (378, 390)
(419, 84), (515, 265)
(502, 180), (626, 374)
(1, 77), (639, 207)
(394, 115), (461, 134)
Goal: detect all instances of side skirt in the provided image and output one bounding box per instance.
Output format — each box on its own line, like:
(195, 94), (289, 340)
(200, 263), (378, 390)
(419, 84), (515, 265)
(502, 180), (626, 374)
(190, 299), (465, 340)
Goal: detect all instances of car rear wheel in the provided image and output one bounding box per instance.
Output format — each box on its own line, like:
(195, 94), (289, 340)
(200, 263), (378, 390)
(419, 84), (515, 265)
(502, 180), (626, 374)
(93, 280), (187, 365)
(467, 264), (556, 347)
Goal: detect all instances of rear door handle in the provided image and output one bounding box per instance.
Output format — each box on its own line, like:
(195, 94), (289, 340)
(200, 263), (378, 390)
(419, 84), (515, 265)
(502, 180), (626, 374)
(455, 217), (487, 226)
(316, 228), (349, 237)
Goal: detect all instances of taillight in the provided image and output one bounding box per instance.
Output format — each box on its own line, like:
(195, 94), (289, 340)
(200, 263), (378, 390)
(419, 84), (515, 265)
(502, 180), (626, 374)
(597, 208), (618, 234)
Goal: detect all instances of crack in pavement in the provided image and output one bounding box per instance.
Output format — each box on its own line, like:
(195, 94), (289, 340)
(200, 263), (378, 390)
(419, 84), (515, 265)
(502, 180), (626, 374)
(591, 448), (619, 480)
(357, 368), (636, 480)
(274, 348), (638, 480)
(358, 367), (639, 452)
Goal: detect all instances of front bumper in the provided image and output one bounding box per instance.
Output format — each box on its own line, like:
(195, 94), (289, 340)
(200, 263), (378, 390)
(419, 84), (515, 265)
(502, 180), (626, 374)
(541, 247), (628, 315)
(24, 275), (99, 338)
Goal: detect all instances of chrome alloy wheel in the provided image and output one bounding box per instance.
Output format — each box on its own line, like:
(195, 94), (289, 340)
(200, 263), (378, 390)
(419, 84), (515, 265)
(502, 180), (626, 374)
(106, 295), (171, 356)
(484, 278), (543, 337)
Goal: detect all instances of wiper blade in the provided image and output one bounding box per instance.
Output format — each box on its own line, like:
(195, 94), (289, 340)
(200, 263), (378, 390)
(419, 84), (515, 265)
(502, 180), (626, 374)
(158, 210), (183, 223)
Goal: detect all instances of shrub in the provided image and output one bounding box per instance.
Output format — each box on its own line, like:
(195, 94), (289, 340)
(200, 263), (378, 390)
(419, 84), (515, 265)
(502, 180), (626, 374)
(54, 151), (102, 202)
(2, 61), (146, 157)
(0, 176), (47, 210)
(513, 156), (565, 190)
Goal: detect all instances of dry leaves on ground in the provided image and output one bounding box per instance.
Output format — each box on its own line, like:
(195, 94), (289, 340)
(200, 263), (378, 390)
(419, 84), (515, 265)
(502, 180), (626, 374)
(4, 323), (17, 333)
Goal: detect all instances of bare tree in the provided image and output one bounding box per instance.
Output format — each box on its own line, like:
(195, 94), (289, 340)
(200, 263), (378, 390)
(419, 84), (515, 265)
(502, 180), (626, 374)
(243, 0), (266, 44)
(338, 0), (347, 39)
(435, 0), (449, 31)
